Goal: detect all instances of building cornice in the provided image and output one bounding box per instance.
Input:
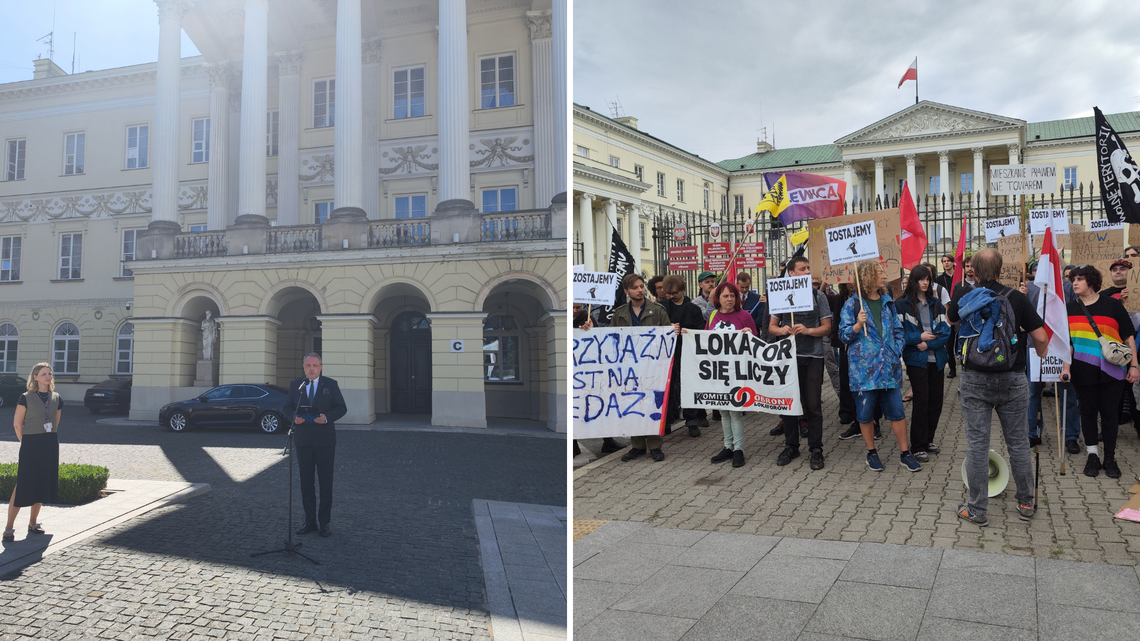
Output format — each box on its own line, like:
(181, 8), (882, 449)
(1025, 130), (1140, 151)
(835, 101), (1025, 150)
(574, 105), (729, 178)
(0, 57), (206, 102)
(573, 162), (651, 193)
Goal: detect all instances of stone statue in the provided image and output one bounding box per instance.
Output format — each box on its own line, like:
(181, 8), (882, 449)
(201, 311), (219, 361)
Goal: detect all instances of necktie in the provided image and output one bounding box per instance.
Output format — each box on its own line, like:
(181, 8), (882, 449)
(308, 381), (315, 404)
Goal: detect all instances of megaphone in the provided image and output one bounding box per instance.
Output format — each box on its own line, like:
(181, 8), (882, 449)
(960, 450), (1011, 498)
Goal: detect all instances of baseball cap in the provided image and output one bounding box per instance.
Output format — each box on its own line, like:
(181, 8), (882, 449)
(1111, 259), (1133, 270)
(697, 271), (717, 281)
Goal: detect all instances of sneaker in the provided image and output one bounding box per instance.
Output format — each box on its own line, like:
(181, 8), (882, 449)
(732, 450), (745, 468)
(711, 448), (733, 464)
(926, 442), (940, 454)
(1066, 439), (1080, 454)
(712, 410), (721, 421)
(776, 447), (800, 466)
(1104, 458), (1122, 479)
(688, 425), (701, 438)
(912, 451), (929, 463)
(839, 424), (862, 440)
(649, 448), (665, 462)
(698, 417), (710, 428)
(621, 448), (646, 462)
(900, 452), (922, 472)
(957, 504), (988, 526)
(810, 449), (825, 470)
(1017, 501), (1036, 521)
(1028, 434), (1042, 448)
(866, 450), (884, 471)
(769, 423), (785, 436)
(946, 370), (956, 379)
(1083, 453), (1101, 477)
(664, 426), (673, 435)
(799, 421), (809, 437)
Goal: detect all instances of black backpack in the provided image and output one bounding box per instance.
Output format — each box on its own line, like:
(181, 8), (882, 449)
(955, 287), (1019, 372)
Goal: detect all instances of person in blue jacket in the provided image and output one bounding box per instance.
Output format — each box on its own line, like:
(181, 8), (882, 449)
(839, 259), (922, 473)
(895, 264), (951, 462)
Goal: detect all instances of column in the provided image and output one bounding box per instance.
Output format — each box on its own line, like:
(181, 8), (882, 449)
(578, 193), (595, 269)
(948, 161), (957, 196)
(938, 150), (950, 203)
(885, 166), (896, 203)
(527, 10), (554, 206)
(204, 62), (233, 231)
(217, 316), (280, 385)
(362, 38), (382, 220)
(873, 157), (884, 207)
(855, 171), (871, 208)
(316, 315), (377, 424)
(905, 154), (916, 205)
(540, 311), (566, 433)
(227, 91), (241, 225)
(597, 199), (617, 272)
(427, 312), (488, 428)
(552, 0), (567, 197)
(915, 164), (926, 200)
(972, 147), (985, 200)
(437, 0), (472, 209)
(151, 0), (187, 230)
(333, 0), (366, 218)
(129, 318), (198, 421)
(237, 0), (269, 221)
(275, 50), (302, 226)
(630, 204), (643, 275)
(842, 160), (854, 211)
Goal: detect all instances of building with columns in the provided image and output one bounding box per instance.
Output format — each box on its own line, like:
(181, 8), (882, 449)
(0, 0), (568, 432)
(574, 100), (1140, 276)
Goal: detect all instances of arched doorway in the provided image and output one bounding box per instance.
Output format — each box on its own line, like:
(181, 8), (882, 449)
(390, 310), (431, 414)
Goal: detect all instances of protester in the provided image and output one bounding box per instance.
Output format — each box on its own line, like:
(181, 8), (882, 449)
(839, 260), (920, 473)
(609, 273), (672, 462)
(693, 270), (718, 319)
(896, 264), (951, 462)
(4, 363), (61, 543)
(647, 275), (666, 303)
(661, 274), (706, 437)
(817, 277), (842, 398)
(1063, 264), (1077, 280)
(769, 256), (832, 470)
(703, 281), (758, 467)
(1126, 246), (1140, 260)
(834, 283), (861, 436)
(1024, 277), (1081, 451)
(1025, 261), (1038, 283)
(1062, 265), (1139, 478)
(935, 254), (955, 294)
(947, 248), (1048, 525)
(1101, 259), (1139, 432)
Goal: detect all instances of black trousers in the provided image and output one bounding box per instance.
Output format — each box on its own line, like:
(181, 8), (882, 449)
(838, 345), (856, 424)
(297, 445), (335, 526)
(784, 357), (825, 452)
(906, 362), (945, 452)
(946, 326), (958, 375)
(1076, 380), (1126, 461)
(668, 346), (699, 426)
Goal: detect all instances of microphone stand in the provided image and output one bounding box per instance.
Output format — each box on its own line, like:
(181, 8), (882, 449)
(251, 379), (319, 564)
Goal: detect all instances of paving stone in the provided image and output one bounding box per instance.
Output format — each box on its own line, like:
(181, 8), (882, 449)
(839, 542), (942, 589)
(671, 531), (779, 572)
(573, 609), (695, 641)
(924, 568), (1036, 630)
(730, 553), (846, 604)
(1038, 602), (1140, 641)
(610, 565), (743, 620)
(915, 617), (1035, 641)
(804, 581), (928, 641)
(1036, 557), (1140, 612)
(678, 594), (815, 641)
(572, 579), (635, 631)
(573, 543), (684, 585)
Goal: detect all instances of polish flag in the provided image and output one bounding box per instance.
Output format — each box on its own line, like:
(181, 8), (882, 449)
(1034, 225), (1070, 363)
(898, 58), (917, 88)
(899, 181), (926, 269)
(950, 215), (968, 294)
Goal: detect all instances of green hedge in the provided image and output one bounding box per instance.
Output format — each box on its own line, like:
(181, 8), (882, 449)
(0, 463), (109, 506)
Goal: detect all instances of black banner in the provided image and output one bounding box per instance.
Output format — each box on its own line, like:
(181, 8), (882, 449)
(598, 227), (637, 326)
(1095, 106), (1140, 225)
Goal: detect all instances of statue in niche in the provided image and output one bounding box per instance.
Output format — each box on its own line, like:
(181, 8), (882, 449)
(201, 311), (219, 361)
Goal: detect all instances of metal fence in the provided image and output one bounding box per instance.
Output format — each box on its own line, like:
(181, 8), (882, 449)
(573, 231), (584, 266)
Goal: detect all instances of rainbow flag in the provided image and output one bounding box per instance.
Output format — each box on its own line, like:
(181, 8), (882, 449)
(757, 172), (846, 226)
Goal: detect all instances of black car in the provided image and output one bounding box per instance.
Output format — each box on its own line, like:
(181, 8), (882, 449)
(159, 384), (290, 434)
(84, 379), (132, 414)
(0, 374), (26, 408)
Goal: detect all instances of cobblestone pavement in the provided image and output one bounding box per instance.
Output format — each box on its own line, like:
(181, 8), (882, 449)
(574, 376), (1140, 566)
(0, 407), (566, 640)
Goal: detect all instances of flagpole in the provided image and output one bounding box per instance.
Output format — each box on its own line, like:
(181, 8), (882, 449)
(915, 56), (918, 105)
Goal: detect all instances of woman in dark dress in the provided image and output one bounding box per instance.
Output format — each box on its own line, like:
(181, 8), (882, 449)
(4, 363), (62, 542)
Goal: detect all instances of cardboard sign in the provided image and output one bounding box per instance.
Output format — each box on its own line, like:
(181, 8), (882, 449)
(809, 209), (902, 286)
(1029, 208), (1068, 236)
(990, 163), (1058, 194)
(1123, 265), (1140, 313)
(1070, 227), (1125, 266)
(825, 221), (879, 265)
(984, 216), (1021, 243)
(1089, 218), (1124, 231)
(1032, 222), (1080, 254)
(680, 331), (802, 414)
(1129, 224), (1140, 248)
(573, 271), (619, 306)
(766, 275), (814, 314)
(997, 234), (1026, 288)
(1029, 351), (1065, 383)
(572, 327), (675, 438)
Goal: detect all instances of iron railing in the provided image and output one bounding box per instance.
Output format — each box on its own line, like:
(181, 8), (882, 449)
(480, 209), (552, 241)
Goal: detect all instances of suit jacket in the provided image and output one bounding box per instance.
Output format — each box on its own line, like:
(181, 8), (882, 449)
(284, 375), (348, 448)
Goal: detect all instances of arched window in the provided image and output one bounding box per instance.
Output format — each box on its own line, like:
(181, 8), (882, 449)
(53, 322), (80, 374)
(116, 322), (134, 375)
(0, 322), (16, 374)
(483, 314), (520, 382)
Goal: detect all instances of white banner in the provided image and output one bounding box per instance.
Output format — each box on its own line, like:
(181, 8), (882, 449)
(681, 330), (802, 415)
(984, 216), (1020, 243)
(1089, 218), (1125, 231)
(1029, 350), (1065, 383)
(825, 220), (879, 265)
(572, 327), (675, 438)
(573, 271), (619, 306)
(766, 275), (813, 314)
(1029, 207), (1069, 235)
(990, 163), (1058, 194)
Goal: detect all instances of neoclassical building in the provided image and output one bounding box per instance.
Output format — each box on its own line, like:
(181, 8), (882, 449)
(0, 0), (568, 431)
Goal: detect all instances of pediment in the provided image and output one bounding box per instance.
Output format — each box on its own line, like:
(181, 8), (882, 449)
(836, 102), (1025, 146)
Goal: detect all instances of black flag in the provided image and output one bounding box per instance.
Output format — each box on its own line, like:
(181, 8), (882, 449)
(597, 227), (637, 326)
(1095, 106), (1140, 224)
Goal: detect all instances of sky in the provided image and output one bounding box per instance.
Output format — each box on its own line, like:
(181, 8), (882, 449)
(0, 0), (199, 85)
(574, 0), (1140, 163)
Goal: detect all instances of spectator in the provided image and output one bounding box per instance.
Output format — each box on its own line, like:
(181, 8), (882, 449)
(702, 281), (758, 467)
(660, 274), (706, 438)
(834, 283), (862, 437)
(647, 275), (666, 303)
(935, 254), (955, 294)
(609, 273), (672, 463)
(736, 272), (763, 316)
(693, 271), (718, 320)
(895, 264), (951, 462)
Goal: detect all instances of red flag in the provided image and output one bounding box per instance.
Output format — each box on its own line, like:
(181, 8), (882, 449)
(898, 57), (917, 88)
(1034, 226), (1070, 363)
(951, 215), (968, 294)
(899, 181), (926, 269)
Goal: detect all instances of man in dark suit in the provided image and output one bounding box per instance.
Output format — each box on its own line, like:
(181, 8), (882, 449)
(284, 352), (348, 537)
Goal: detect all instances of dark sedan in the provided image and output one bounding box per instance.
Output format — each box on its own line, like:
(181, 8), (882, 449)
(84, 379), (132, 414)
(159, 383), (290, 434)
(0, 374), (26, 408)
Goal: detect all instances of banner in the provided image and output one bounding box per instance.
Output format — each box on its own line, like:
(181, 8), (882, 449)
(1029, 208), (1068, 236)
(572, 271), (619, 306)
(997, 234), (1026, 288)
(989, 163), (1057, 194)
(758, 172), (846, 226)
(597, 228), (637, 326)
(825, 220), (879, 264)
(681, 331), (802, 414)
(572, 327), (675, 438)
(766, 275), (813, 314)
(984, 216), (1020, 243)
(1095, 106), (1140, 225)
(1029, 351), (1064, 382)
(808, 209), (902, 286)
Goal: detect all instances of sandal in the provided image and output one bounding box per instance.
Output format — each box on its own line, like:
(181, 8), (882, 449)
(2, 529), (13, 542)
(902, 391), (913, 402)
(27, 523), (45, 535)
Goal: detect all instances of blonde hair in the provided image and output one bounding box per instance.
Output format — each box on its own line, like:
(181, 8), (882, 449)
(26, 362), (54, 392)
(855, 260), (886, 299)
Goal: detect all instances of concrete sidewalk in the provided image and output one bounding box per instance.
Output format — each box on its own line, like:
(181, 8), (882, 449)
(575, 520), (1140, 641)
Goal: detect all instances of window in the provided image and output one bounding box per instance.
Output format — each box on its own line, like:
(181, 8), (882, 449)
(395, 195), (427, 219)
(266, 110), (279, 157)
(63, 132), (85, 175)
(929, 175), (940, 196)
(0, 323), (16, 374)
(121, 230), (138, 278)
(734, 194), (744, 215)
(609, 156), (619, 168)
(314, 201), (335, 224)
(189, 224), (206, 232)
(483, 314), (519, 381)
(721, 194), (728, 214)
(5, 139), (25, 180)
(59, 233), (82, 280)
(677, 179), (685, 202)
(657, 172), (666, 197)
(479, 55), (515, 109)
(192, 118), (210, 163)
(575, 145), (589, 158)
(393, 67), (425, 119)
(1064, 167), (1078, 190)
(899, 179), (905, 195)
(313, 79), (335, 128)
(961, 173), (973, 194)
(639, 222), (647, 250)
(852, 185), (859, 204)
(704, 183), (710, 209)
(52, 322), (79, 374)
(126, 125), (148, 169)
(116, 322), (134, 375)
(481, 188), (517, 213)
(634, 164), (644, 182)
(1, 237), (19, 282)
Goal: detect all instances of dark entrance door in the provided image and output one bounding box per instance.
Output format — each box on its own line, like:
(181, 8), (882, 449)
(390, 311), (431, 413)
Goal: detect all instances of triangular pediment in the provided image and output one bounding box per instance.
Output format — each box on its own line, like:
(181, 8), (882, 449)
(836, 101), (1025, 146)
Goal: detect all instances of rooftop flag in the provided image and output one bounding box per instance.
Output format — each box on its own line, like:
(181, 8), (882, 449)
(898, 57), (917, 88)
(757, 172), (846, 227)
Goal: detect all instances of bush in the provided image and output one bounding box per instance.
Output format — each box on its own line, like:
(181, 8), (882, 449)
(0, 463), (109, 506)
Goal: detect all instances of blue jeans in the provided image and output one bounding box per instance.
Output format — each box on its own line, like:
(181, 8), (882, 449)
(1027, 374), (1081, 442)
(959, 370), (1035, 517)
(855, 388), (906, 424)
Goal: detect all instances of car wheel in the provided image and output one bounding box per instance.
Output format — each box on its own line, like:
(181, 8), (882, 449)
(168, 411), (189, 432)
(258, 411), (283, 434)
